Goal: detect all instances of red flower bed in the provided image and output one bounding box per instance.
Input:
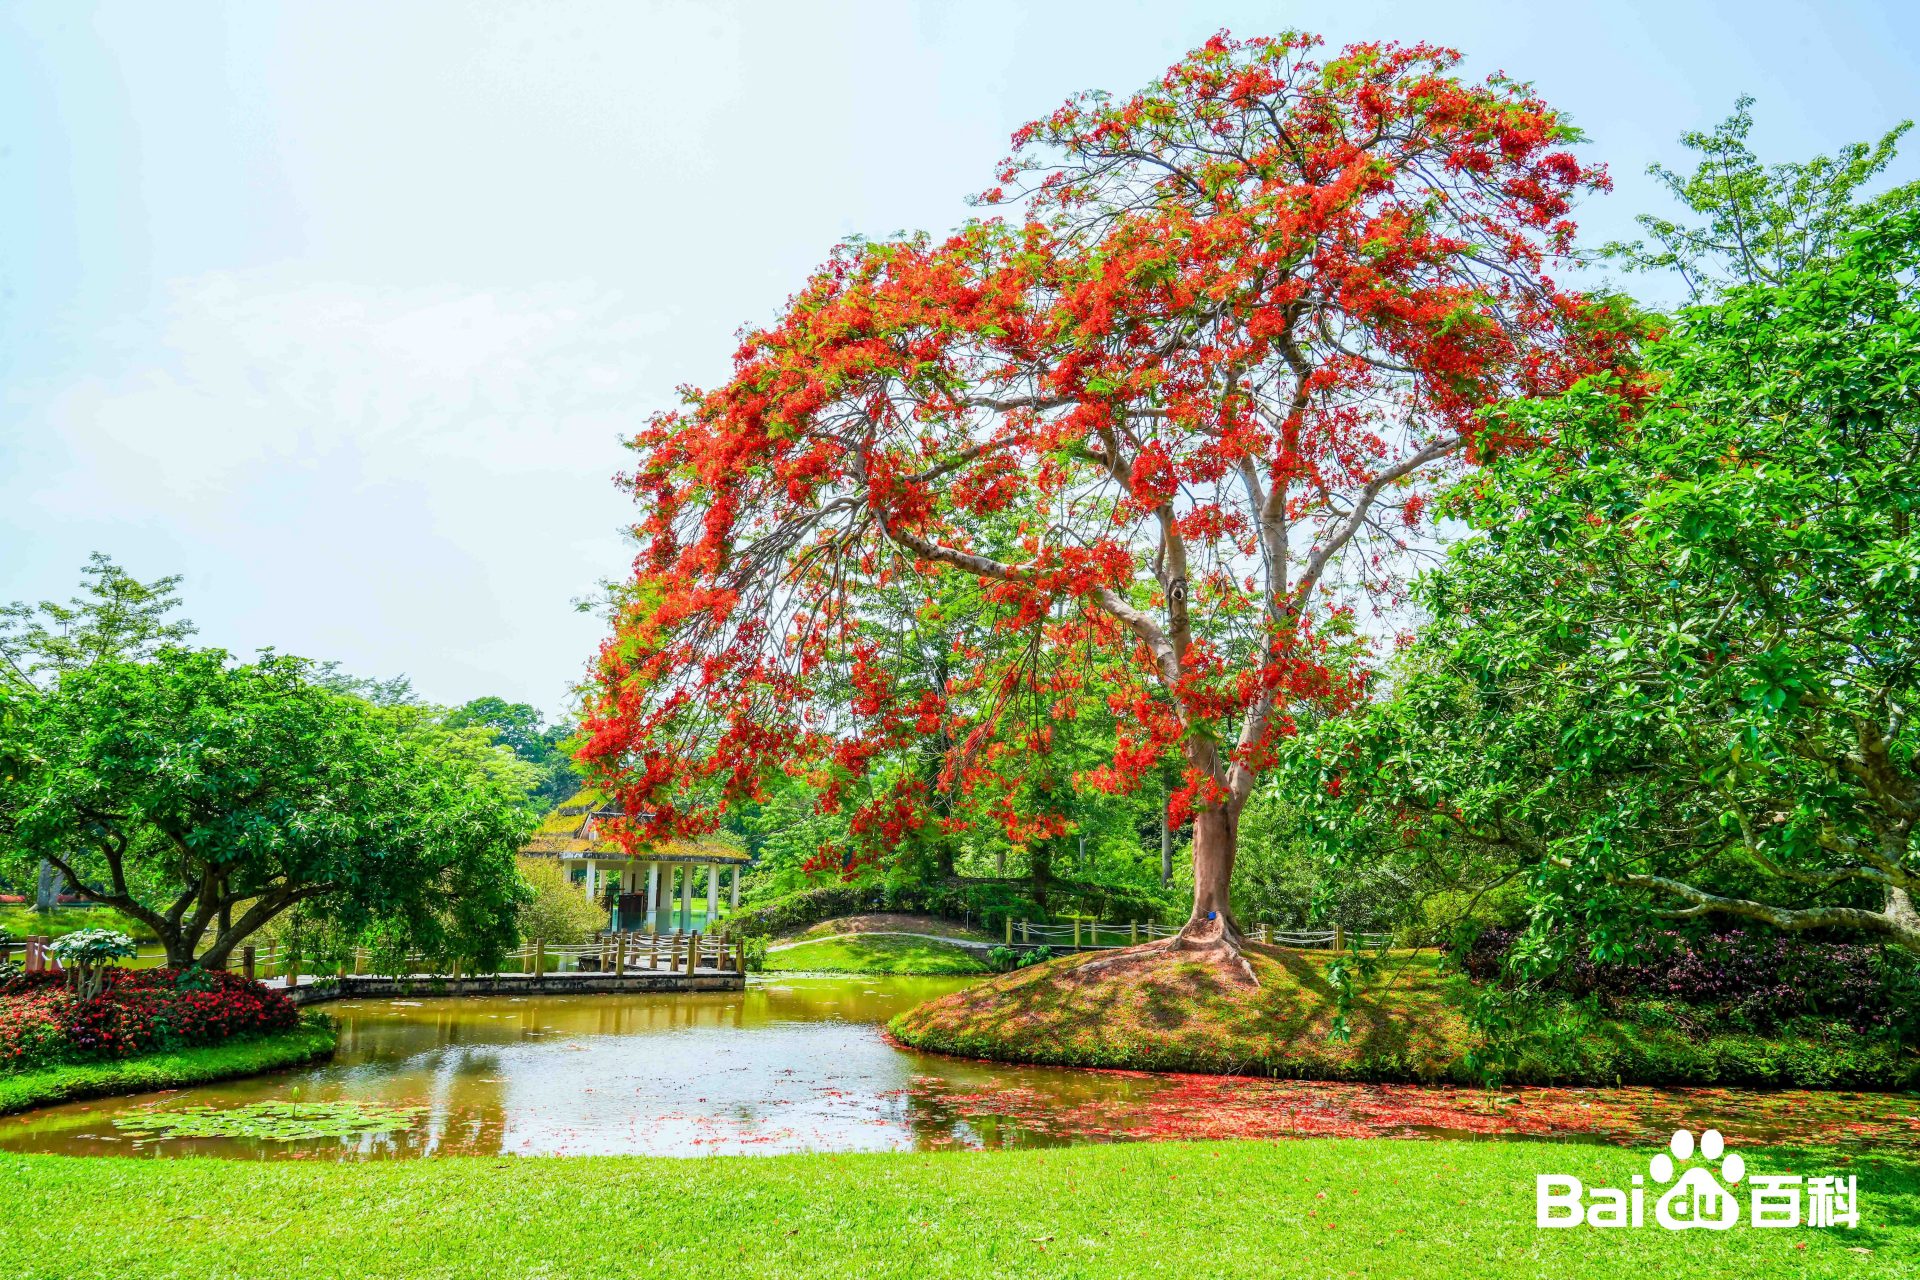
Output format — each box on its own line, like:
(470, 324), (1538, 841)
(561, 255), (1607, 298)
(0, 967), (298, 1072)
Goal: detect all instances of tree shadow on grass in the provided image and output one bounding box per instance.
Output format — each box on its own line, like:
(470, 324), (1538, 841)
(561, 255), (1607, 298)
(1248, 948), (1466, 1075)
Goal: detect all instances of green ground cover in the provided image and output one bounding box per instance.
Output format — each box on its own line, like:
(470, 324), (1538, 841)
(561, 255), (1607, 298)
(766, 932), (991, 975)
(0, 1016), (337, 1115)
(1, 1139), (1912, 1279)
(0, 904), (158, 942)
(892, 946), (1920, 1088)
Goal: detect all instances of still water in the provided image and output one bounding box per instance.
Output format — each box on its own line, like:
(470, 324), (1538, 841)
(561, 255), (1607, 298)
(4, 976), (1914, 1160)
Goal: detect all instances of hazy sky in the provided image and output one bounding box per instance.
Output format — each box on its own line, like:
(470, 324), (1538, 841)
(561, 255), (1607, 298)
(3, 1), (1914, 719)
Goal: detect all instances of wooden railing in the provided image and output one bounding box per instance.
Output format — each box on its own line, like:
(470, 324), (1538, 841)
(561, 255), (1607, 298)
(1000, 920), (1394, 951)
(4, 934), (749, 987)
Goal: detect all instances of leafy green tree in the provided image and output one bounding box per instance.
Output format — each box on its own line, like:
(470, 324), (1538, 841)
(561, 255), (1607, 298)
(1606, 98), (1916, 299)
(1230, 789), (1420, 936)
(1, 554), (197, 692)
(313, 662), (419, 708)
(1, 555), (202, 902)
(1305, 204), (1920, 960)
(0, 648), (532, 968)
(445, 696), (581, 806)
(515, 857), (606, 956)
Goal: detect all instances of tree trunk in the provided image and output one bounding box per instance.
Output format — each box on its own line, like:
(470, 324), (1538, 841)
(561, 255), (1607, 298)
(1160, 802), (1172, 888)
(1029, 837), (1053, 915)
(214, 900), (232, 969)
(1889, 886), (1920, 952)
(162, 932), (197, 969)
(1176, 805), (1241, 949)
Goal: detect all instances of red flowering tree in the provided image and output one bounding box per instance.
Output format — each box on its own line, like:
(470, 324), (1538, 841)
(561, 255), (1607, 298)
(581, 32), (1631, 955)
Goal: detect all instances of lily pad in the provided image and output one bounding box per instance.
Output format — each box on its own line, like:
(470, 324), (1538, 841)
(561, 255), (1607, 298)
(113, 1101), (425, 1142)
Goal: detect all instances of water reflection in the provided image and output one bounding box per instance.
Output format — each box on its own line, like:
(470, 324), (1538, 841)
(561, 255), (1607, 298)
(3, 976), (1912, 1160)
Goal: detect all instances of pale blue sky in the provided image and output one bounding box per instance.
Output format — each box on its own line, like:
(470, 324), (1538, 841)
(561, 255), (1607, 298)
(3, 1), (1914, 718)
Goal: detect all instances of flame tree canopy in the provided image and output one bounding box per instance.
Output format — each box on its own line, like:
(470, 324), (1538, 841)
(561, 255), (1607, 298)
(580, 32), (1636, 950)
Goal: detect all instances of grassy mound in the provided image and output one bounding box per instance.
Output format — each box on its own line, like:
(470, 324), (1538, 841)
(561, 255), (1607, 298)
(0, 1014), (337, 1115)
(890, 944), (1919, 1088)
(766, 933), (991, 976)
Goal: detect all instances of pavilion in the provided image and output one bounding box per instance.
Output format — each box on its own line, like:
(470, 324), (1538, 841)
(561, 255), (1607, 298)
(521, 791), (750, 934)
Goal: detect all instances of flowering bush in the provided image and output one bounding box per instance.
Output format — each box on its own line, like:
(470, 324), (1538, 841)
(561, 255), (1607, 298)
(0, 966), (299, 1072)
(48, 928), (137, 1000)
(1464, 928), (1919, 1035)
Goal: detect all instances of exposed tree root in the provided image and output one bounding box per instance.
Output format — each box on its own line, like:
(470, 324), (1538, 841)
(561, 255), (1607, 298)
(1065, 928), (1260, 989)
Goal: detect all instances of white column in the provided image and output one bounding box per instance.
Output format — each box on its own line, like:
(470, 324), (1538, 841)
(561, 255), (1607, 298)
(679, 864), (692, 932)
(645, 863), (660, 918)
(731, 866), (741, 910)
(583, 861), (597, 903)
(707, 864), (719, 924)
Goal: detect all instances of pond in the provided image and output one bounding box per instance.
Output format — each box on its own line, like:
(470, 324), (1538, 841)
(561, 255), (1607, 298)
(4, 975), (1915, 1160)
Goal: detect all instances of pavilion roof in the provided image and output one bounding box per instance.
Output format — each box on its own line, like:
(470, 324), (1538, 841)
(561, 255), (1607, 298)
(520, 790), (750, 865)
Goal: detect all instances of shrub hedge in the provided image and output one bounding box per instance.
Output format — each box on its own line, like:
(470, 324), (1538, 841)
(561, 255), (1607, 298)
(1465, 927), (1919, 1038)
(0, 967), (301, 1073)
(722, 877), (1172, 940)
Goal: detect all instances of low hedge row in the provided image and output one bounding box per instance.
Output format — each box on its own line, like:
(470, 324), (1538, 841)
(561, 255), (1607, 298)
(722, 877), (1173, 940)
(0, 1014), (337, 1115)
(1464, 927), (1919, 1037)
(720, 881), (1033, 940)
(1, 967), (301, 1072)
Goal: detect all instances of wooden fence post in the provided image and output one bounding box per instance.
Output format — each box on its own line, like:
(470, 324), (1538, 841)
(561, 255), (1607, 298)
(243, 946), (256, 982)
(1021, 921), (1030, 945)
(1005, 918), (1013, 945)
(1073, 920), (1081, 950)
(1333, 923), (1345, 951)
(1130, 921), (1138, 945)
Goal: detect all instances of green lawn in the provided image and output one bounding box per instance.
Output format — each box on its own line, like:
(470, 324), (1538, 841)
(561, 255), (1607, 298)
(0, 1139), (1913, 1278)
(766, 932), (992, 975)
(0, 1017), (337, 1115)
(0, 903), (158, 943)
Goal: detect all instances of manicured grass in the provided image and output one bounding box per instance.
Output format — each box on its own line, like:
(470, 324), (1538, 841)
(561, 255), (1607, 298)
(892, 945), (1920, 1088)
(767, 933), (991, 975)
(0, 1138), (1913, 1278)
(0, 1016), (337, 1115)
(0, 904), (158, 942)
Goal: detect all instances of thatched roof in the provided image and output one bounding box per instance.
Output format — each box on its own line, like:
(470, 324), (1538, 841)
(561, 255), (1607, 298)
(521, 790), (750, 865)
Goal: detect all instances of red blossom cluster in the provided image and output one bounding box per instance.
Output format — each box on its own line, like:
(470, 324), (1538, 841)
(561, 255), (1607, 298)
(0, 967), (298, 1070)
(578, 31), (1637, 912)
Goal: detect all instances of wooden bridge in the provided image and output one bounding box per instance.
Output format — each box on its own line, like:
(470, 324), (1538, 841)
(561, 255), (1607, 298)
(261, 931), (747, 1005)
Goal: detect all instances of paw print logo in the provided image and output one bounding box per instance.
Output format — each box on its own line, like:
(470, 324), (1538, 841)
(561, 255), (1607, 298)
(1651, 1128), (1744, 1230)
